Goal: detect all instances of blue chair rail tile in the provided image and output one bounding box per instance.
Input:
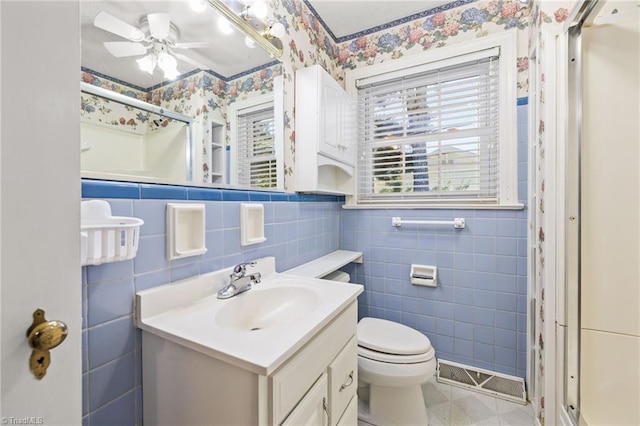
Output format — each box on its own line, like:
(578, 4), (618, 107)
(187, 187), (223, 201)
(249, 191), (271, 201)
(140, 184), (188, 200)
(82, 180), (140, 199)
(221, 190), (250, 201)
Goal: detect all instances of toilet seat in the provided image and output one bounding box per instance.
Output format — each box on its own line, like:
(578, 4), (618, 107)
(357, 317), (433, 356)
(358, 345), (435, 364)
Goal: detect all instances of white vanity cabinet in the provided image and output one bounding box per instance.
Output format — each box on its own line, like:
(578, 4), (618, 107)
(295, 64), (356, 195)
(141, 301), (359, 426)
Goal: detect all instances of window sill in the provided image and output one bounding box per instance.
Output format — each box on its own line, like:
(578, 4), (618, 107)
(342, 203), (525, 210)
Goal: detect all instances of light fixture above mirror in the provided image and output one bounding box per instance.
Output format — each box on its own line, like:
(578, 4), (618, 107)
(206, 0), (283, 59)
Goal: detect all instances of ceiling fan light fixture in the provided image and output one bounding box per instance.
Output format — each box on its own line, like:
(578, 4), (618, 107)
(158, 52), (177, 70)
(163, 65), (180, 80)
(136, 54), (156, 75)
(157, 52), (179, 79)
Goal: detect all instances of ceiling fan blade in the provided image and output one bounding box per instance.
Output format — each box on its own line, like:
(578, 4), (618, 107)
(148, 13), (171, 40)
(172, 42), (211, 49)
(172, 52), (210, 70)
(94, 11), (145, 42)
(103, 42), (148, 58)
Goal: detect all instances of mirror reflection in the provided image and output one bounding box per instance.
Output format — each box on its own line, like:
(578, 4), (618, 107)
(80, 0), (283, 189)
(81, 84), (194, 183)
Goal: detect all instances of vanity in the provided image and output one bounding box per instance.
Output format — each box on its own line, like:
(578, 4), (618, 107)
(136, 257), (363, 425)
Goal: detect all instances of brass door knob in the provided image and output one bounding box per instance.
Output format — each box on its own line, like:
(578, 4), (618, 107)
(26, 309), (68, 379)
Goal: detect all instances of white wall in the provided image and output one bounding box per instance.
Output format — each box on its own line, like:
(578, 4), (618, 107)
(144, 122), (188, 181)
(81, 123), (145, 172)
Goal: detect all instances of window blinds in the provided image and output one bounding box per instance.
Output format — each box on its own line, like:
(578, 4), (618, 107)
(356, 49), (500, 204)
(236, 104), (278, 188)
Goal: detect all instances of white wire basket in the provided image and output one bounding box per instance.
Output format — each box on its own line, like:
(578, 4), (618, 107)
(81, 200), (144, 266)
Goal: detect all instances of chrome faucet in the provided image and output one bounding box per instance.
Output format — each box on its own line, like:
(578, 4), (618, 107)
(217, 261), (262, 299)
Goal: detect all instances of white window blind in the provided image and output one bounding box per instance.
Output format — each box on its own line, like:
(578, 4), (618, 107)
(236, 103), (278, 188)
(356, 48), (501, 204)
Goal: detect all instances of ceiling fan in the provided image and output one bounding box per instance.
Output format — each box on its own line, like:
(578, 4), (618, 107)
(94, 11), (210, 79)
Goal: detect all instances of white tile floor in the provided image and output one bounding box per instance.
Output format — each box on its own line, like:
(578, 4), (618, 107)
(359, 376), (535, 426)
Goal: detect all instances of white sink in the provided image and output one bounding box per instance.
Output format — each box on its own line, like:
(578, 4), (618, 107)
(215, 286), (319, 331)
(135, 257), (363, 375)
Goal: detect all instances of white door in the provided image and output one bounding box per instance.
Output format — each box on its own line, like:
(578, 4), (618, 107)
(1, 1), (82, 423)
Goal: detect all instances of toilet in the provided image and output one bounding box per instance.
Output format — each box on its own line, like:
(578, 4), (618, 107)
(357, 317), (436, 425)
(322, 271), (436, 425)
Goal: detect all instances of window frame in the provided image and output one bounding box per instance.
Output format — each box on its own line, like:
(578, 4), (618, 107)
(345, 31), (520, 209)
(228, 88), (284, 190)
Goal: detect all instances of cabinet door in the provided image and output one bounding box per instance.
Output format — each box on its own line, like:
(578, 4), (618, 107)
(340, 96), (357, 166)
(282, 374), (329, 426)
(328, 336), (358, 424)
(318, 78), (342, 161)
(336, 396), (357, 426)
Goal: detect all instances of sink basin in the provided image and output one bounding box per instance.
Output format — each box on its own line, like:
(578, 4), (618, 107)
(137, 257), (363, 375)
(215, 286), (319, 331)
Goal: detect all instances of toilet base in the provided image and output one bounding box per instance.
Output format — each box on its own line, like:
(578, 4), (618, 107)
(359, 384), (428, 426)
(357, 396), (392, 426)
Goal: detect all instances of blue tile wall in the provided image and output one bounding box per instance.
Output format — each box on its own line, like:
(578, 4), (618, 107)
(341, 103), (529, 380)
(82, 104), (529, 424)
(81, 186), (342, 425)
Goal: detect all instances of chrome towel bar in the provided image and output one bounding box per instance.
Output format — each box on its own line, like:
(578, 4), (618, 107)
(391, 217), (466, 229)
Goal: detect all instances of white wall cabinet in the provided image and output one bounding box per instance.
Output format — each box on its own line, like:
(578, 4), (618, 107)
(295, 65), (356, 195)
(142, 301), (358, 425)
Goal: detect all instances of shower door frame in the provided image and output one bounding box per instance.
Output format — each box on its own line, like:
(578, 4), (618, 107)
(559, 1), (602, 424)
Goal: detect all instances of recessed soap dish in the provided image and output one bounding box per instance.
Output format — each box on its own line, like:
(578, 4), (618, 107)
(241, 203), (266, 246)
(167, 203), (207, 260)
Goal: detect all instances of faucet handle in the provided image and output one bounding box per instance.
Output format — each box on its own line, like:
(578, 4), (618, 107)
(231, 261), (257, 278)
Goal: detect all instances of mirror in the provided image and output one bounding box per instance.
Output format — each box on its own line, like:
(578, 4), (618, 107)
(80, 0), (283, 189)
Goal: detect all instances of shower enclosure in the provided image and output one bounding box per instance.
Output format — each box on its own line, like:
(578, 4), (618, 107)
(561, 1), (639, 424)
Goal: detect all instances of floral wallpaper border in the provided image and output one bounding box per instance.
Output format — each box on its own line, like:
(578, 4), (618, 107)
(304, 0), (480, 43)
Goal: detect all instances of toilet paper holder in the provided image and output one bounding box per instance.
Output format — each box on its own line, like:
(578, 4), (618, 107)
(410, 264), (437, 287)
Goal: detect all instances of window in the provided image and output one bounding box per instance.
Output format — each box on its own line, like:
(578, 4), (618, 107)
(235, 102), (278, 188)
(348, 33), (517, 207)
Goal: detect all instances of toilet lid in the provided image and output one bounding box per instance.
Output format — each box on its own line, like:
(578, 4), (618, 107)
(357, 317), (433, 355)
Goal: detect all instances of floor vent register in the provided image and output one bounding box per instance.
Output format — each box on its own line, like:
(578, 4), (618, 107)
(436, 359), (527, 404)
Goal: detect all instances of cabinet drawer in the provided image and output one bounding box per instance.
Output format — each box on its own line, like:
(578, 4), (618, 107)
(336, 395), (357, 426)
(270, 302), (357, 425)
(329, 336), (357, 424)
